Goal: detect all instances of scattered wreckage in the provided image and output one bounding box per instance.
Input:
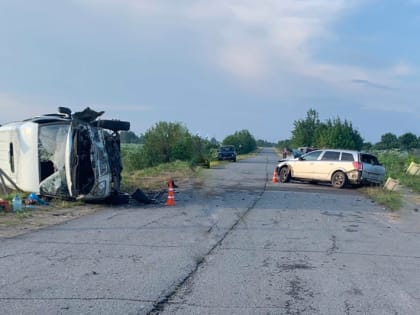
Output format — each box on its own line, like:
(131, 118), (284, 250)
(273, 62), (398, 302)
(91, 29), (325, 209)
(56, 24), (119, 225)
(0, 107), (150, 204)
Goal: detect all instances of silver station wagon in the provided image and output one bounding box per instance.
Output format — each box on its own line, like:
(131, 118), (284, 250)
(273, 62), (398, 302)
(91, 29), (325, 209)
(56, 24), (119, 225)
(276, 149), (386, 188)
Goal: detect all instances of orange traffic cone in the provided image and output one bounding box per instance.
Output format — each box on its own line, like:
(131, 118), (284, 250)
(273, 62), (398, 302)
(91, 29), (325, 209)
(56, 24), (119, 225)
(165, 179), (176, 206)
(271, 169), (279, 183)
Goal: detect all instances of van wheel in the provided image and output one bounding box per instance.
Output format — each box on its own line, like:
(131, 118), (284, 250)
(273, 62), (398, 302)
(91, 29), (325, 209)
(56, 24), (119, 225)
(331, 171), (346, 188)
(279, 167), (290, 183)
(93, 120), (130, 132)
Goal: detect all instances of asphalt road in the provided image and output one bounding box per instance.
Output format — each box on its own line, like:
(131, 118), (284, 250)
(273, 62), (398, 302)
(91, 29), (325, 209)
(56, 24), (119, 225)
(1, 147), (420, 314)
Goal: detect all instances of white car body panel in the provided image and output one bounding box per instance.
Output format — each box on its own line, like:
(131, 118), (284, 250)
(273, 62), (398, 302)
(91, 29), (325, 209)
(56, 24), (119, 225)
(65, 126), (73, 197)
(0, 122), (40, 193)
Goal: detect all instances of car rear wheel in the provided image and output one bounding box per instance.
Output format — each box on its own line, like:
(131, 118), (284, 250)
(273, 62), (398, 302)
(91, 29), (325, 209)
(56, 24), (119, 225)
(278, 167), (291, 183)
(331, 171), (346, 188)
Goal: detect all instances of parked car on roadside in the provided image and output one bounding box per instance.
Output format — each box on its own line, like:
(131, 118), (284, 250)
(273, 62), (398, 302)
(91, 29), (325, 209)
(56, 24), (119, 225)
(276, 149), (386, 188)
(217, 145), (237, 162)
(0, 107), (130, 202)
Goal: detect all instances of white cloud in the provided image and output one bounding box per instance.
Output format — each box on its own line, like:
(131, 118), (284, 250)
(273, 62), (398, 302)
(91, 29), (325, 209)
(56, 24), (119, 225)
(391, 61), (413, 76)
(217, 44), (268, 80)
(77, 0), (354, 81)
(77, 0), (413, 93)
(184, 0), (353, 81)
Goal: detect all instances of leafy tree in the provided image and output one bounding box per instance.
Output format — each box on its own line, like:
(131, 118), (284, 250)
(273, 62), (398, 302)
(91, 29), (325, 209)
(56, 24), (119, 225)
(276, 139), (293, 150)
(362, 142), (373, 151)
(121, 143), (148, 171)
(120, 131), (143, 144)
(209, 137), (219, 146)
(290, 109), (364, 150)
(223, 129), (257, 154)
(398, 132), (419, 150)
(257, 139), (275, 147)
(375, 133), (399, 150)
(314, 118), (363, 150)
(142, 122), (192, 166)
(291, 108), (320, 147)
(189, 135), (219, 168)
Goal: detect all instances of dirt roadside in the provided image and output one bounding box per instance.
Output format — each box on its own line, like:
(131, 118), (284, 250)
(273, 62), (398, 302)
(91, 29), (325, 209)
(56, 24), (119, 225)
(0, 175), (202, 239)
(0, 203), (104, 239)
(381, 184), (420, 226)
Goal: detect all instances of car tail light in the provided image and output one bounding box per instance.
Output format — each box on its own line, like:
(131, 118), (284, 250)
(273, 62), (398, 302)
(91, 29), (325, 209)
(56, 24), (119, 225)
(352, 161), (363, 171)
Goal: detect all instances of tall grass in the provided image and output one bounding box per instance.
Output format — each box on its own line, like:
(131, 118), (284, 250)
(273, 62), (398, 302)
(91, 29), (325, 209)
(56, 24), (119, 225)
(362, 150), (420, 210)
(362, 187), (403, 211)
(377, 150), (420, 193)
(121, 160), (202, 192)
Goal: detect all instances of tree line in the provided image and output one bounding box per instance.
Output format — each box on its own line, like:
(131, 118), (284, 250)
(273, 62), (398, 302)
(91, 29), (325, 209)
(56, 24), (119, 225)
(120, 108), (419, 171)
(277, 109), (420, 151)
(120, 122), (257, 171)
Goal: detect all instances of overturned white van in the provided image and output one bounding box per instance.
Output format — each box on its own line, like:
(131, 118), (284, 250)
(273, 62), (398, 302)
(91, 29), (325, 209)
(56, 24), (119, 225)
(0, 107), (130, 202)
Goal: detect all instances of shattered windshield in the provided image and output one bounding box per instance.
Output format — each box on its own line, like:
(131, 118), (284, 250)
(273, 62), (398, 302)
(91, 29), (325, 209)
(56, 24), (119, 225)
(38, 123), (71, 197)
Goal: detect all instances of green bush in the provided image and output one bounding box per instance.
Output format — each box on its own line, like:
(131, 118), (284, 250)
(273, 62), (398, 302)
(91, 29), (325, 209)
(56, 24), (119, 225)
(121, 143), (147, 171)
(120, 123), (219, 171)
(223, 129), (257, 154)
(377, 150), (420, 193)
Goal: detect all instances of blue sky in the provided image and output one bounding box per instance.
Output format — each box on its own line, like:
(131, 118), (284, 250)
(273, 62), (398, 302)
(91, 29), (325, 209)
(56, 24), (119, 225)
(1, 0), (419, 143)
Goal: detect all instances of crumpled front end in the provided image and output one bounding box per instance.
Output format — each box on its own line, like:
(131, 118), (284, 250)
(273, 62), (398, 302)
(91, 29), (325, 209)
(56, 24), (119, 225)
(70, 122), (112, 201)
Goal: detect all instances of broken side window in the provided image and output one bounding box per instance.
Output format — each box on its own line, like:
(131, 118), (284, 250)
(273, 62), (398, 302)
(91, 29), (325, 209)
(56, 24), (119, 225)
(38, 123), (71, 197)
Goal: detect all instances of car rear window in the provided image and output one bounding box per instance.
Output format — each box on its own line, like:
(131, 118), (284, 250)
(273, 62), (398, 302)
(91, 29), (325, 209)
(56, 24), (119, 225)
(341, 152), (354, 161)
(361, 154), (380, 165)
(321, 151), (340, 161)
(221, 146), (234, 152)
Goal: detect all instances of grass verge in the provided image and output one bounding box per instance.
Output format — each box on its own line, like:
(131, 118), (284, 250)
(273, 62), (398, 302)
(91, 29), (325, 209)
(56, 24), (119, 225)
(361, 186), (403, 211)
(121, 160), (205, 192)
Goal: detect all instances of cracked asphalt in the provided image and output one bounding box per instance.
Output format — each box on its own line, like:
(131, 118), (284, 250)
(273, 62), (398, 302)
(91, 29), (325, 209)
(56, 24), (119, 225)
(1, 147), (420, 314)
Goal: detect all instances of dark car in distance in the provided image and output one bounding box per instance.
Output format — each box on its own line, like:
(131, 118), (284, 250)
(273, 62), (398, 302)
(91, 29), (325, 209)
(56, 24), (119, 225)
(217, 145), (237, 162)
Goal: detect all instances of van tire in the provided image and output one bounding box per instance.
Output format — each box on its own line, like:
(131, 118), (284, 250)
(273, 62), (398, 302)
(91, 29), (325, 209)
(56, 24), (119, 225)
(93, 120), (130, 132)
